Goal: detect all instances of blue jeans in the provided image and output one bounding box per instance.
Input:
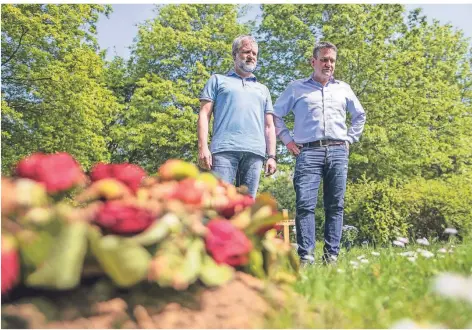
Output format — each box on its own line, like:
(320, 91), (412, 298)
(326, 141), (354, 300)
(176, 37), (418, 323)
(212, 151), (264, 198)
(293, 144), (349, 263)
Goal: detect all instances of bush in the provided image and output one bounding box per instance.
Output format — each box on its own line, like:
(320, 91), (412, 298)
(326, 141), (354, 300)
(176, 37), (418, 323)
(344, 177), (410, 245)
(345, 174), (472, 244)
(402, 175), (472, 240)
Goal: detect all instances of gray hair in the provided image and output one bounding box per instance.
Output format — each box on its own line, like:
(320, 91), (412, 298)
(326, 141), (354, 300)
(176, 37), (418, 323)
(313, 41), (338, 59)
(232, 35), (257, 59)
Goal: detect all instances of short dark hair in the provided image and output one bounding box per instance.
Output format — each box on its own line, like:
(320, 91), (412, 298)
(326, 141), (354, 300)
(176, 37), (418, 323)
(313, 41), (338, 59)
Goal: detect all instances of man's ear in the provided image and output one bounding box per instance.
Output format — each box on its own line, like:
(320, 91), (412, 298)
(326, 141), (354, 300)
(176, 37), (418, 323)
(310, 57), (316, 68)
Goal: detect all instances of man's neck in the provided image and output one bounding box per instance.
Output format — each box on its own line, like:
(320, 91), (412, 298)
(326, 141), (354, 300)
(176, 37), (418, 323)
(234, 66), (253, 79)
(312, 73), (330, 86)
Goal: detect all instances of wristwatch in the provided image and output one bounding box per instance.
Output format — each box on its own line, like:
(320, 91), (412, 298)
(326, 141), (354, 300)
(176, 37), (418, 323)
(267, 154), (277, 161)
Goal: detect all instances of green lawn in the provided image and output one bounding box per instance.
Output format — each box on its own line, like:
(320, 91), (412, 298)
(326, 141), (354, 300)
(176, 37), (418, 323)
(266, 239), (472, 328)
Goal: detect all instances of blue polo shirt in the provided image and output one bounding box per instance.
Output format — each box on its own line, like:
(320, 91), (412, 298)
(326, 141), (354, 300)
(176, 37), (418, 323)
(200, 71), (274, 158)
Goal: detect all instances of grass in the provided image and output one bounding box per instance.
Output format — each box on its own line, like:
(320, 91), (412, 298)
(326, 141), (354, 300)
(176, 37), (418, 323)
(266, 239), (472, 328)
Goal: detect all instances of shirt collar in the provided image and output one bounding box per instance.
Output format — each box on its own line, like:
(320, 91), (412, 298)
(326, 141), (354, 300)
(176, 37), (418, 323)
(306, 74), (337, 85)
(227, 69), (257, 81)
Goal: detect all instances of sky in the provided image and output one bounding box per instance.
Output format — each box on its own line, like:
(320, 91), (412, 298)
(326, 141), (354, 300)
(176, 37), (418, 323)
(96, 4), (472, 61)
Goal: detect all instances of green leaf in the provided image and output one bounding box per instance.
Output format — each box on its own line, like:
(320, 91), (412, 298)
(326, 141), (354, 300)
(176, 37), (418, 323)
(25, 222), (88, 290)
(88, 226), (152, 288)
(199, 254), (234, 287)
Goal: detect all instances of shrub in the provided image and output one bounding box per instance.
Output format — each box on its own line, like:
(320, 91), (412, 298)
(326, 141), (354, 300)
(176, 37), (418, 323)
(345, 174), (472, 244)
(402, 175), (472, 240)
(344, 176), (410, 245)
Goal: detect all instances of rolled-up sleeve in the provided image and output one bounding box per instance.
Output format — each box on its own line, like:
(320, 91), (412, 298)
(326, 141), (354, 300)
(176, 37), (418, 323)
(346, 87), (366, 144)
(200, 75), (217, 102)
(273, 84), (295, 145)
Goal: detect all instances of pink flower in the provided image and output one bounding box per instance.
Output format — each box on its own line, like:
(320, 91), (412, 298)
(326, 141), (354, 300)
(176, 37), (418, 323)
(95, 201), (155, 235)
(205, 219), (253, 266)
(1, 234), (20, 294)
(90, 163), (146, 192)
(16, 152), (85, 193)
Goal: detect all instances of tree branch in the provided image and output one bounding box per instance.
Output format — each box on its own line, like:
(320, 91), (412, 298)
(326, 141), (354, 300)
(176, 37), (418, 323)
(2, 26), (28, 67)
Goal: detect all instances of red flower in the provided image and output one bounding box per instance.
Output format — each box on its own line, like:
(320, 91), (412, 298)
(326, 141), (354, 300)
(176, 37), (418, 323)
(15, 152), (85, 193)
(217, 195), (255, 218)
(90, 163), (146, 192)
(1, 234), (20, 294)
(170, 178), (204, 205)
(205, 219), (253, 266)
(95, 201), (155, 235)
(16, 152), (46, 178)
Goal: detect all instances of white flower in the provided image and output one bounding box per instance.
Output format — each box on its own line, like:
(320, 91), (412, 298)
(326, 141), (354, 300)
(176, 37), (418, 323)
(349, 261), (359, 266)
(444, 227), (458, 235)
(399, 251), (416, 257)
(432, 272), (472, 303)
(371, 251), (380, 256)
(390, 318), (443, 329)
(357, 255), (366, 260)
(360, 259), (369, 264)
(407, 257), (417, 263)
(393, 240), (405, 247)
(437, 248), (447, 254)
(419, 250), (435, 258)
(416, 237), (430, 246)
(337, 268), (345, 273)
(397, 237), (409, 244)
(448, 249), (454, 253)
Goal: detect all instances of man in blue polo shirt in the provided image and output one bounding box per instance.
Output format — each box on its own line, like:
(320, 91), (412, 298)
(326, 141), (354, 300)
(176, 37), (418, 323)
(274, 41), (366, 266)
(197, 35), (276, 197)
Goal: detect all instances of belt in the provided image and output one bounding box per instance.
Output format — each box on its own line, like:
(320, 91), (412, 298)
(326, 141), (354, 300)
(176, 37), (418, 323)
(302, 140), (346, 148)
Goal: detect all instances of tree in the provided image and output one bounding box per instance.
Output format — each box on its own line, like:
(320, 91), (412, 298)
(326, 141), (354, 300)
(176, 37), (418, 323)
(104, 4), (251, 172)
(1, 4), (120, 173)
(257, 4), (472, 182)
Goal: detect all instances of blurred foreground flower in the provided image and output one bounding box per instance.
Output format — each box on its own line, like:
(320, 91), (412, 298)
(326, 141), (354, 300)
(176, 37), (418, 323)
(16, 152), (86, 193)
(1, 233), (20, 294)
(95, 201), (155, 235)
(432, 272), (472, 303)
(205, 219), (253, 266)
(90, 163), (146, 192)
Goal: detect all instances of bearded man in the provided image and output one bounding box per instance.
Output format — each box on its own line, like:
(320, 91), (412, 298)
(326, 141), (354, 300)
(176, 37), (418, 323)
(197, 35), (277, 197)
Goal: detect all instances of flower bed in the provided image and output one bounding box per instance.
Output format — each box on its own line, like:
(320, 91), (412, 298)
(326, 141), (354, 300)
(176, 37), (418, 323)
(1, 153), (301, 328)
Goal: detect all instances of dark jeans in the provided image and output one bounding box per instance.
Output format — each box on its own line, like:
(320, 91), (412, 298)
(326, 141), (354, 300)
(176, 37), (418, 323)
(293, 144), (349, 263)
(211, 151), (264, 198)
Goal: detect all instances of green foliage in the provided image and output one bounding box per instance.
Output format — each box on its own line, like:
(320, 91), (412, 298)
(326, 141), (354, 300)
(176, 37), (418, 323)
(346, 174), (472, 244)
(257, 4), (472, 182)
(402, 175), (472, 240)
(1, 4), (119, 173)
(345, 176), (411, 244)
